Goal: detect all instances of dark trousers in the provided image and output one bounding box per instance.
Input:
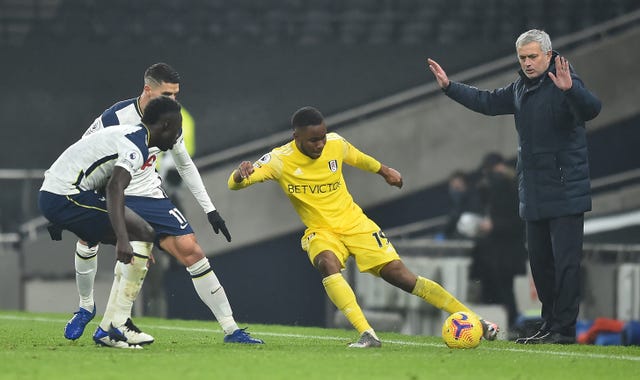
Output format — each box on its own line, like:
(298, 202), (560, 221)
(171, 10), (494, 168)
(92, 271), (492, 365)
(525, 214), (584, 336)
(480, 270), (518, 328)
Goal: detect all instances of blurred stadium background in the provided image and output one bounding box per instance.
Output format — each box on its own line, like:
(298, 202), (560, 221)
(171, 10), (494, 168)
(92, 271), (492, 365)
(1, 0), (640, 336)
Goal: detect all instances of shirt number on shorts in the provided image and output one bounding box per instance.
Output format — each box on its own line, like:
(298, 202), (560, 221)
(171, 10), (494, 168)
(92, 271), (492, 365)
(371, 230), (389, 248)
(168, 208), (189, 229)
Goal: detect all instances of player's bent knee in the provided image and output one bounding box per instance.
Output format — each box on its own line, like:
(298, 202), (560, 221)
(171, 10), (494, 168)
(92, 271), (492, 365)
(125, 226), (151, 242)
(314, 251), (341, 276)
(131, 222), (155, 242)
(160, 234), (205, 266)
(76, 240), (99, 258)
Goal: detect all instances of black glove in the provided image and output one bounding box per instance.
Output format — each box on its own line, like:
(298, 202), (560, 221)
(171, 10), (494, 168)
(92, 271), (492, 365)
(207, 210), (231, 242)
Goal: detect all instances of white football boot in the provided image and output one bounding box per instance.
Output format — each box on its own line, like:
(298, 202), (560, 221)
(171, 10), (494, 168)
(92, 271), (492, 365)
(108, 318), (154, 345)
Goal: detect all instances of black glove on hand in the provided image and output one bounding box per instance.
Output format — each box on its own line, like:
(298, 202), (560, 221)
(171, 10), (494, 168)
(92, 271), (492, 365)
(207, 210), (231, 242)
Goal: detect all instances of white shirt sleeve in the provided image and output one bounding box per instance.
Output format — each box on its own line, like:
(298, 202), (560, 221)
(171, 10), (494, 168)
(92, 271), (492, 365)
(82, 116), (105, 138)
(170, 139), (216, 213)
(115, 146), (144, 176)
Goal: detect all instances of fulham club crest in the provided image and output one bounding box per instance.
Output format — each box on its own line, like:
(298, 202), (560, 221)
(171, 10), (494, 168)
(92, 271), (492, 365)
(328, 160), (337, 172)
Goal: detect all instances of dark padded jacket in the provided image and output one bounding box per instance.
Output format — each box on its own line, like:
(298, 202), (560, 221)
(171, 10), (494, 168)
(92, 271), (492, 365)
(444, 52), (602, 221)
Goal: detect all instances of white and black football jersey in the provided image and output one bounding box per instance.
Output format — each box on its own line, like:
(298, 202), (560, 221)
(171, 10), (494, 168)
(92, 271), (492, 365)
(41, 125), (149, 195)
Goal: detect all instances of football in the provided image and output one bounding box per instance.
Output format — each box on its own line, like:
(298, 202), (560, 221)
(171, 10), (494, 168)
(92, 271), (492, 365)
(442, 311), (483, 349)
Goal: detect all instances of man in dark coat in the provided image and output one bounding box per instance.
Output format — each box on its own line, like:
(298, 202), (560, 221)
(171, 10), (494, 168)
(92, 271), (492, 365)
(427, 29), (601, 344)
(441, 170), (481, 239)
(471, 153), (527, 331)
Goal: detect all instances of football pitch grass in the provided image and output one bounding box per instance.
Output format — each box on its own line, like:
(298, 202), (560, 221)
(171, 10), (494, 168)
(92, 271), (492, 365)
(1, 311), (639, 380)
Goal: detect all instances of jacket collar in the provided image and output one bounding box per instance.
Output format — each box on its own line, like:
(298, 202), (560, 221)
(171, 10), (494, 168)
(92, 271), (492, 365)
(517, 50), (559, 88)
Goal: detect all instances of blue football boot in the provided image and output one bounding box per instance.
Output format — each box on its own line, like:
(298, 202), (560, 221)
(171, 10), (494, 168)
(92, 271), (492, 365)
(64, 305), (96, 340)
(223, 328), (264, 344)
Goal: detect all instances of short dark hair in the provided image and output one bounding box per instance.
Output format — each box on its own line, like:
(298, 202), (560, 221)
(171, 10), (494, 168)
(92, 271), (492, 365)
(144, 62), (180, 85)
(141, 96), (181, 125)
(481, 152), (505, 172)
(291, 106), (324, 129)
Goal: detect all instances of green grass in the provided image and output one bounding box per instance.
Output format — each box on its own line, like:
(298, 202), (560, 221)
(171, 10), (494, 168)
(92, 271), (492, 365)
(1, 311), (639, 380)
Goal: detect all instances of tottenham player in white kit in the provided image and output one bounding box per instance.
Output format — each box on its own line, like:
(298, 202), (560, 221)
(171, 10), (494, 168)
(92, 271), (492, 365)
(40, 97), (182, 348)
(63, 63), (262, 347)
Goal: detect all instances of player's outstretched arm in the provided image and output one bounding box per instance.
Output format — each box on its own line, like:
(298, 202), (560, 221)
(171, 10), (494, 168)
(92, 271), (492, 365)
(378, 164), (403, 189)
(427, 58), (450, 90)
(169, 141), (218, 215)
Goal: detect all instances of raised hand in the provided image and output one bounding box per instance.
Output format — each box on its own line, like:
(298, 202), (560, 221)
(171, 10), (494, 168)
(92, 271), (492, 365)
(548, 55), (573, 91)
(427, 58), (450, 89)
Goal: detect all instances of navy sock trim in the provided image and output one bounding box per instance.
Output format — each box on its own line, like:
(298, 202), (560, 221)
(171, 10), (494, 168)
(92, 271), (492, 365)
(75, 251), (97, 260)
(190, 267), (213, 279)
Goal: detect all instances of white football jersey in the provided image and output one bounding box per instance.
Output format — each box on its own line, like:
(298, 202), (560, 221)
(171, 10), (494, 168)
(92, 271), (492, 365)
(84, 98), (165, 198)
(84, 98), (215, 212)
(41, 125), (149, 195)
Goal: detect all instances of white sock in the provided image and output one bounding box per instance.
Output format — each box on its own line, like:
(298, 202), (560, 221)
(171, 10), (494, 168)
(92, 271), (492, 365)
(100, 241), (151, 330)
(100, 260), (124, 331)
(187, 258), (239, 335)
(75, 241), (98, 311)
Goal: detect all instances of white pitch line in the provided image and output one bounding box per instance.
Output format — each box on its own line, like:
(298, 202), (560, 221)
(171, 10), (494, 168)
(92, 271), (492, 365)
(1, 314), (640, 362)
